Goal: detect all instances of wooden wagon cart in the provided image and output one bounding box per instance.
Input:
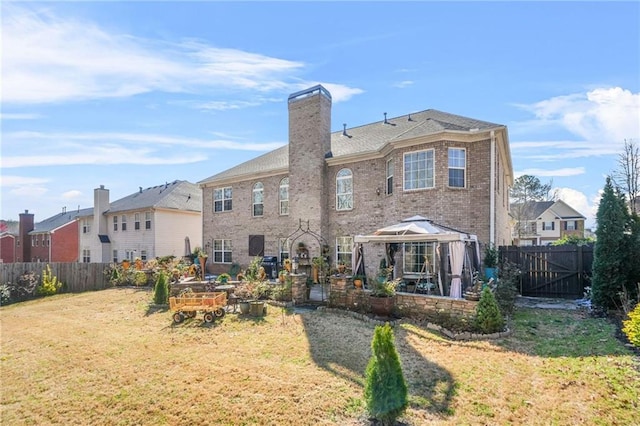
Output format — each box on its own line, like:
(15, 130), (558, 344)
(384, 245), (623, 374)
(169, 291), (227, 324)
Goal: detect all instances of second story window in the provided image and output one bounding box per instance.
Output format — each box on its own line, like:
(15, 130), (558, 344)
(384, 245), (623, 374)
(386, 158), (394, 195)
(145, 212), (152, 230)
(121, 215), (127, 231)
(214, 187), (232, 212)
(134, 213), (141, 230)
(542, 221), (555, 231)
(82, 219), (91, 234)
(404, 149), (434, 190)
(113, 216), (118, 231)
(253, 182), (264, 217)
(279, 177), (289, 215)
(448, 148), (466, 188)
(336, 168), (353, 211)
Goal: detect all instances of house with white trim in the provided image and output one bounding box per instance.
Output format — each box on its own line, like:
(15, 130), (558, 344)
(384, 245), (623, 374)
(510, 199), (586, 246)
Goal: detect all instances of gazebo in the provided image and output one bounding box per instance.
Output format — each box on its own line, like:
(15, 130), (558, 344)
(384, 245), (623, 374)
(353, 216), (481, 298)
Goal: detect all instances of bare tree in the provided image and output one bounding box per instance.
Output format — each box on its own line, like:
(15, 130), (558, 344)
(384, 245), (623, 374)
(612, 139), (639, 215)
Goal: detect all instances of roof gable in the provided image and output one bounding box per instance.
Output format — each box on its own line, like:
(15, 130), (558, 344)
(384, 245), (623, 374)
(32, 208), (92, 233)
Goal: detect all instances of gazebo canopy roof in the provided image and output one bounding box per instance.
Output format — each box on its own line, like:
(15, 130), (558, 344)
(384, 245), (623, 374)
(354, 215), (477, 244)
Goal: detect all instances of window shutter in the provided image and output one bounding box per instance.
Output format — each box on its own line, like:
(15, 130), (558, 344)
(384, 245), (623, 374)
(552, 222), (555, 231)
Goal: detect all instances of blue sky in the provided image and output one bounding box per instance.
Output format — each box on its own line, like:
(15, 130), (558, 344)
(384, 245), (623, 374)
(2, 1), (639, 229)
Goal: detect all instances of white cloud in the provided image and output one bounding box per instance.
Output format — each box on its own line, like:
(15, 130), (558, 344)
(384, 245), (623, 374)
(0, 113), (42, 120)
(1, 131), (286, 168)
(0, 175), (50, 187)
(512, 87), (640, 160)
(307, 82), (365, 103)
(516, 167), (585, 177)
(62, 190), (83, 199)
(393, 80), (414, 89)
(554, 187), (597, 228)
(2, 4), (362, 105)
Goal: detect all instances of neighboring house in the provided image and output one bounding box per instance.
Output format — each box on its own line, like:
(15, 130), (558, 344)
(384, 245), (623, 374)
(0, 220), (19, 263)
(510, 200), (586, 246)
(199, 85), (514, 278)
(28, 207), (91, 262)
(77, 181), (202, 263)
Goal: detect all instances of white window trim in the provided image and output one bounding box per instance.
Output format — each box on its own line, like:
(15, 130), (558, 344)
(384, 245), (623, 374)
(213, 239), (233, 263)
(252, 182), (264, 217)
(336, 168), (353, 211)
(386, 158), (394, 195)
(279, 177), (289, 216)
(214, 187), (233, 213)
(403, 149), (435, 191)
(447, 147), (466, 189)
(336, 236), (353, 266)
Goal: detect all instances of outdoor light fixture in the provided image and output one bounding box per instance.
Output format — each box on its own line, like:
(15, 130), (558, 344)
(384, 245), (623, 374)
(292, 256), (299, 274)
(376, 188), (381, 196)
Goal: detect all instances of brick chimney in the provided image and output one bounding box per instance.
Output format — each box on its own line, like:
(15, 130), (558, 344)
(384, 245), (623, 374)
(18, 209), (34, 262)
(287, 85), (332, 238)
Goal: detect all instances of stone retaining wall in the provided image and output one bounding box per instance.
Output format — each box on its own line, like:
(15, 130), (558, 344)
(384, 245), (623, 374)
(329, 276), (478, 321)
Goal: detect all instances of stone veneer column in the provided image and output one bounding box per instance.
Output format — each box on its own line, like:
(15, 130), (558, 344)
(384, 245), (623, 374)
(290, 273), (308, 304)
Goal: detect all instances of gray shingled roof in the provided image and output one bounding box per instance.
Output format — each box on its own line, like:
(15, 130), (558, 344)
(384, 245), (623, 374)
(32, 208), (93, 233)
(108, 180), (202, 214)
(200, 109), (503, 184)
(510, 201), (555, 220)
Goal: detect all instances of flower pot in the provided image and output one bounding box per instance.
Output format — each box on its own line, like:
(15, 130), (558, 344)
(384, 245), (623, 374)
(370, 295), (394, 318)
(354, 279), (363, 289)
(484, 267), (497, 280)
(249, 301), (266, 317)
(238, 301), (251, 314)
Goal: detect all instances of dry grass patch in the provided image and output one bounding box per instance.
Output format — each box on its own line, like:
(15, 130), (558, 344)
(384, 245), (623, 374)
(1, 288), (638, 425)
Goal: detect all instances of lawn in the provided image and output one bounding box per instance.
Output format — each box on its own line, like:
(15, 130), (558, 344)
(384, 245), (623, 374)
(1, 288), (638, 425)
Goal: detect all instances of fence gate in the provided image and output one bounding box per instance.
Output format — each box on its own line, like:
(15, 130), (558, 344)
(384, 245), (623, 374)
(499, 245), (593, 299)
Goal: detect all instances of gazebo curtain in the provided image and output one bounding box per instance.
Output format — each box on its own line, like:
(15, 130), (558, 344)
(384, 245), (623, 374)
(449, 241), (465, 298)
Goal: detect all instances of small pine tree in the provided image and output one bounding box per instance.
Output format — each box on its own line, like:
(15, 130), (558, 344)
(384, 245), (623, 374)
(364, 323), (408, 426)
(154, 272), (168, 305)
(36, 264), (62, 296)
(475, 287), (504, 334)
(622, 302), (640, 348)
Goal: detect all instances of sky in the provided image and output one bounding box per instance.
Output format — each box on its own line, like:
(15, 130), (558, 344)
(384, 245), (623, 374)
(1, 1), (639, 229)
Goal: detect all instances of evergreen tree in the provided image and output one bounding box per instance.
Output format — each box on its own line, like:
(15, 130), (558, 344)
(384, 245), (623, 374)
(153, 272), (168, 305)
(475, 287), (504, 333)
(592, 178), (629, 310)
(364, 323), (408, 426)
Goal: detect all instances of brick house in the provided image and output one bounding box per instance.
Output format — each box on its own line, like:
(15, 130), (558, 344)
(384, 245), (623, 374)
(199, 85), (513, 278)
(0, 220), (19, 263)
(27, 207), (91, 262)
(77, 181), (202, 263)
(510, 199), (587, 246)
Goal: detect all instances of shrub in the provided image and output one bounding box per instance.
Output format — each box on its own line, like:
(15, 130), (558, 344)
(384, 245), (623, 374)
(245, 256), (263, 281)
(364, 323), (408, 426)
(622, 302), (640, 348)
(475, 287), (504, 334)
(495, 261), (520, 317)
(271, 280), (292, 301)
(153, 272), (168, 305)
(216, 273), (231, 283)
(253, 281), (272, 300)
(133, 271), (148, 286)
(36, 265), (62, 296)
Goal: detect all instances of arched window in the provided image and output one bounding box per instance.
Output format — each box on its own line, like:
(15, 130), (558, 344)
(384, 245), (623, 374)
(253, 182), (264, 217)
(336, 168), (353, 211)
(279, 177), (289, 215)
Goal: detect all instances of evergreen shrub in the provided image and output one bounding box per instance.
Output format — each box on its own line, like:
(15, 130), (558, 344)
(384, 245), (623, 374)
(475, 287), (504, 334)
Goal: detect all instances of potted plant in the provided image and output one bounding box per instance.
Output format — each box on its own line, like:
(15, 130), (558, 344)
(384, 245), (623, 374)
(483, 244), (498, 280)
(353, 275), (366, 289)
(234, 282), (255, 314)
(337, 260), (347, 275)
(369, 278), (399, 318)
(216, 273), (231, 284)
(278, 269), (287, 283)
(283, 258), (292, 272)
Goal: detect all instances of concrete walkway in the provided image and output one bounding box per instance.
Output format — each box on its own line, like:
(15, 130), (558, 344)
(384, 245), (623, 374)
(515, 295), (588, 310)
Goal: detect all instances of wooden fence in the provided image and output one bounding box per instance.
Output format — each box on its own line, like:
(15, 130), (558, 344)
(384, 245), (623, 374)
(499, 245), (594, 299)
(0, 263), (112, 293)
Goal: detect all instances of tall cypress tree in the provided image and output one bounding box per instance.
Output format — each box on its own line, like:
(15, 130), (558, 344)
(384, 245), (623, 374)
(592, 177), (629, 310)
